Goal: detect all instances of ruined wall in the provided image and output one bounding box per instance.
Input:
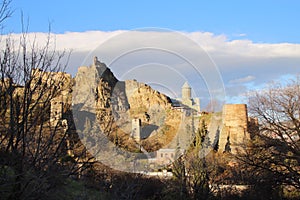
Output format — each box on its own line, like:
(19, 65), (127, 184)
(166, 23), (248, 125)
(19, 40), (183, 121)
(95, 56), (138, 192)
(30, 68), (73, 126)
(31, 68), (72, 93)
(131, 118), (141, 142)
(50, 90), (71, 126)
(219, 104), (250, 154)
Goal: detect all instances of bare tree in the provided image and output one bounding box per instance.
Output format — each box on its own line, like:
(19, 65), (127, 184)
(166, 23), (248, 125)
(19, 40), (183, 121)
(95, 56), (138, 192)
(0, 0), (12, 28)
(237, 78), (300, 192)
(205, 99), (222, 113)
(0, 1), (92, 198)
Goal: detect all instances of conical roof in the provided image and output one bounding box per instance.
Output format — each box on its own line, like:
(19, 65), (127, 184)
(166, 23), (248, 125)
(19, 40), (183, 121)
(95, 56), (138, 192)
(182, 81), (191, 89)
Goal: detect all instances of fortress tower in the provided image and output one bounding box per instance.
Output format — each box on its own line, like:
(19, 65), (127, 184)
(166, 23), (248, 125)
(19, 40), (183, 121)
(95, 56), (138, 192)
(219, 104), (250, 154)
(131, 118), (141, 142)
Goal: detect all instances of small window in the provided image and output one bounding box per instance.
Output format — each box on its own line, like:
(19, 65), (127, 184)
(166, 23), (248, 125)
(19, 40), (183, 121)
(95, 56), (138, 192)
(161, 153), (163, 158)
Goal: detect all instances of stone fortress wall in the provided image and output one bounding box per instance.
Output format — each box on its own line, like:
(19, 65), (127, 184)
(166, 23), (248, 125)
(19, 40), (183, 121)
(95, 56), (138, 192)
(31, 69), (72, 127)
(219, 104), (252, 154)
(29, 57), (254, 156)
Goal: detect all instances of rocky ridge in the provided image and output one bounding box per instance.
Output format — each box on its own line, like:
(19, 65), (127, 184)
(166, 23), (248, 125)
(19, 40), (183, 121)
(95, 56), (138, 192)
(72, 57), (181, 147)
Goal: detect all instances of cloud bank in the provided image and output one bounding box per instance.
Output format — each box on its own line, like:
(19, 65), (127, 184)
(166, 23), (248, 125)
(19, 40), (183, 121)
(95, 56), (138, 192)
(229, 75), (256, 84)
(2, 30), (300, 106)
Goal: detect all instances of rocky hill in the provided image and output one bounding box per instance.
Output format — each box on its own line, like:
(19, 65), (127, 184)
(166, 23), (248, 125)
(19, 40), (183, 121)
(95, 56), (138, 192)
(72, 57), (182, 151)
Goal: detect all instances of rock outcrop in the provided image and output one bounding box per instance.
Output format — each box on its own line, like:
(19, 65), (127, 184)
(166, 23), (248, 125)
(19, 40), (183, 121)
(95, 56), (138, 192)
(72, 58), (118, 112)
(72, 57), (177, 141)
(72, 57), (127, 134)
(125, 79), (173, 123)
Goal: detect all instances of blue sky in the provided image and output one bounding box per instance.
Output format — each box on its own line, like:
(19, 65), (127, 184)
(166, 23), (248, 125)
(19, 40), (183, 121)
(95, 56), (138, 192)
(3, 0), (300, 106)
(7, 0), (300, 43)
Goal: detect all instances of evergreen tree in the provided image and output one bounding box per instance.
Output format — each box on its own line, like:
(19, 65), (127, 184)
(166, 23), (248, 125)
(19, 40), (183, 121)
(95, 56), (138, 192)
(195, 120), (211, 150)
(213, 127), (220, 151)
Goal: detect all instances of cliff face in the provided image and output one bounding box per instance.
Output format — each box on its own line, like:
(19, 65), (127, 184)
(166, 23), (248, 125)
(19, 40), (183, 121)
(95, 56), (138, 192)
(72, 58), (127, 134)
(72, 58), (175, 139)
(72, 61), (118, 112)
(124, 79), (173, 123)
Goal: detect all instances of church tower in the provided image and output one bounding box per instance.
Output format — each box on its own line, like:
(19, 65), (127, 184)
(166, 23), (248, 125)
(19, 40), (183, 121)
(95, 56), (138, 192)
(182, 82), (191, 100)
(180, 82), (200, 113)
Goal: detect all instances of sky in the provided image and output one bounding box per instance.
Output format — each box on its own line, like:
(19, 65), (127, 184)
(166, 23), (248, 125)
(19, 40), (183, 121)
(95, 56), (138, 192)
(3, 0), (300, 107)
(7, 0), (300, 43)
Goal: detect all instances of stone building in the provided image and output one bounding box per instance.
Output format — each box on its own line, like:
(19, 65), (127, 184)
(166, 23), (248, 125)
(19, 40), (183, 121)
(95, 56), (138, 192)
(219, 104), (251, 154)
(148, 148), (185, 166)
(156, 149), (176, 165)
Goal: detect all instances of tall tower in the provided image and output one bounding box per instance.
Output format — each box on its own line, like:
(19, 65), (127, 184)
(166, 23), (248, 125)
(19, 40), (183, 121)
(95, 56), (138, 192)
(131, 118), (141, 142)
(182, 82), (191, 100)
(181, 82), (193, 108)
(219, 104), (250, 154)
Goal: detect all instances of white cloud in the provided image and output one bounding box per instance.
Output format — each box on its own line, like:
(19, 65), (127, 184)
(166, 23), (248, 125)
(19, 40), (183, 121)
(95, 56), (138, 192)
(6, 31), (125, 52)
(229, 75), (256, 84)
(2, 30), (299, 57)
(185, 32), (300, 58)
(1, 30), (300, 104)
(235, 33), (247, 37)
(3, 30), (300, 59)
